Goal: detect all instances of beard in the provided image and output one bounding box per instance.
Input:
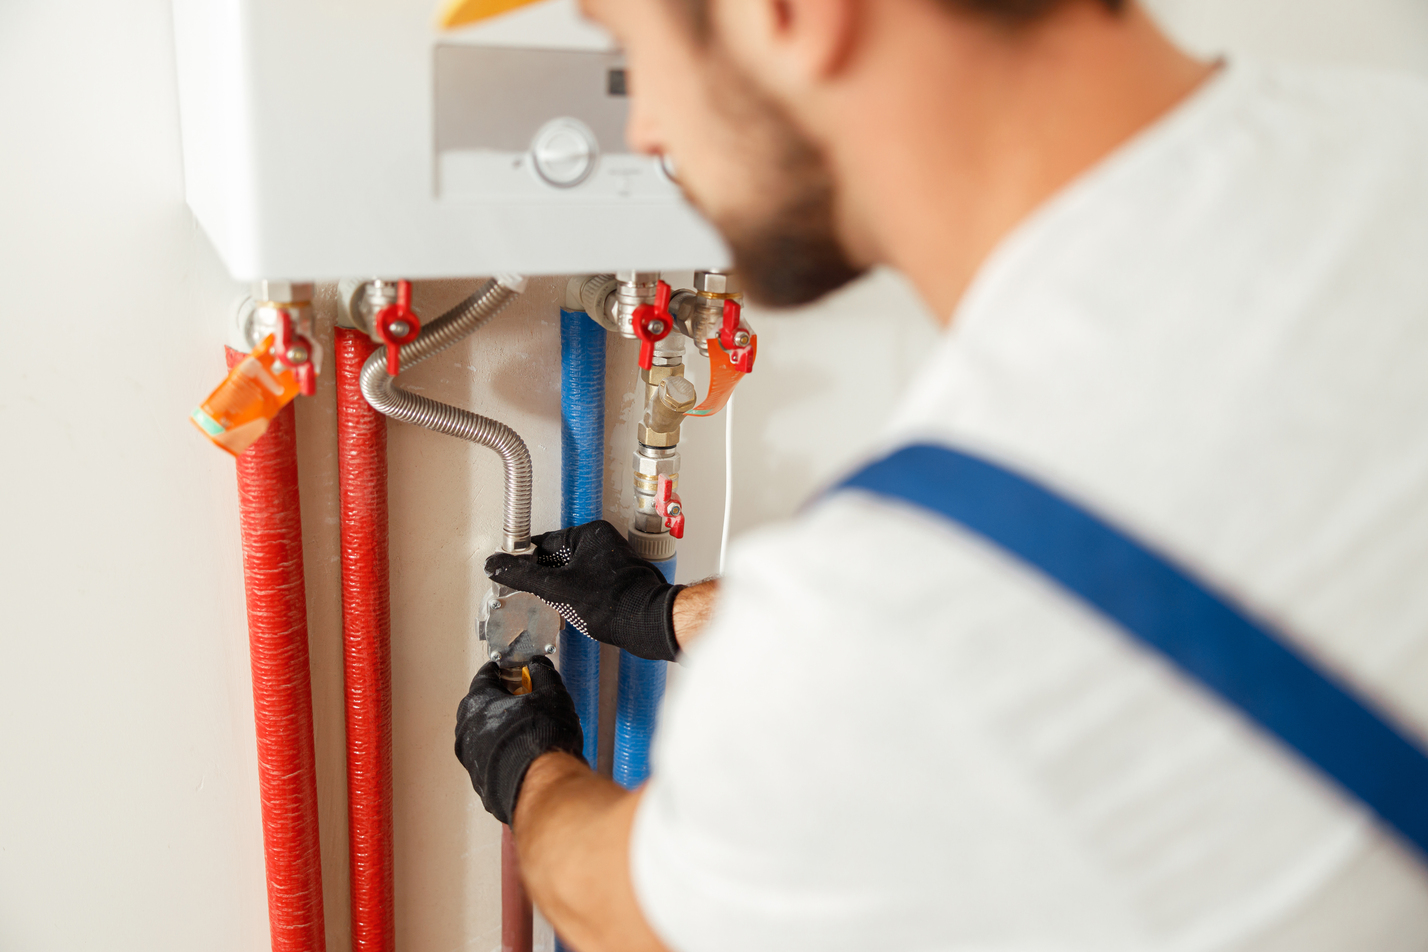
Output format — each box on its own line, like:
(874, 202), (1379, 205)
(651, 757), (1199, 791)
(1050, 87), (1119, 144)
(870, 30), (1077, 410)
(685, 55), (866, 308)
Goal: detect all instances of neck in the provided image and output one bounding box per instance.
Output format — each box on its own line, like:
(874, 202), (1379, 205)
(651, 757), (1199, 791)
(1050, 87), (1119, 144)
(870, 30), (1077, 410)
(824, 2), (1212, 321)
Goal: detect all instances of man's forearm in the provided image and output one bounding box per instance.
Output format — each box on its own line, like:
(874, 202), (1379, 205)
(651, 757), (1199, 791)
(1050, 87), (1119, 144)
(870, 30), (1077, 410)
(671, 578), (719, 650)
(513, 753), (670, 952)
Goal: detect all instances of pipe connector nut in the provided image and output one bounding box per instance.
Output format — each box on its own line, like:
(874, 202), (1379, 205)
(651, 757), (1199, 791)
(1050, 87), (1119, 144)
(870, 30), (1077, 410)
(632, 451), (680, 481)
(692, 271), (740, 296)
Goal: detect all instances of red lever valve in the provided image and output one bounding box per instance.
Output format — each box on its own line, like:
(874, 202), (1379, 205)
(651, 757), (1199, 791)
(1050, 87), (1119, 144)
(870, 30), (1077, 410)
(718, 298), (756, 374)
(273, 308), (319, 397)
(375, 279), (421, 376)
(632, 280), (675, 371)
(654, 473), (685, 539)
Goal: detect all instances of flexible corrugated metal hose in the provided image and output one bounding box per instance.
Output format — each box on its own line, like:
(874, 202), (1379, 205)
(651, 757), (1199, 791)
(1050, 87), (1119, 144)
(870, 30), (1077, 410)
(359, 276), (533, 552)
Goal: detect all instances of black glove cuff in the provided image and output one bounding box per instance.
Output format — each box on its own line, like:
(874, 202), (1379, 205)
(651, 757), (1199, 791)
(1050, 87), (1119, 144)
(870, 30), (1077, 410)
(479, 717), (587, 827)
(613, 582), (684, 662)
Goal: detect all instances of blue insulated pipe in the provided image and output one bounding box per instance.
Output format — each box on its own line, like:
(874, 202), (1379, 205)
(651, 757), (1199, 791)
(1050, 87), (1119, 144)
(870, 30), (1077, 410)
(559, 308), (605, 768)
(614, 556), (674, 789)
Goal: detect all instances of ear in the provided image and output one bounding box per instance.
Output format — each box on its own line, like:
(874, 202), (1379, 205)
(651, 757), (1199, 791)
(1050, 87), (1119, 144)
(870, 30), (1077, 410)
(717, 0), (859, 87)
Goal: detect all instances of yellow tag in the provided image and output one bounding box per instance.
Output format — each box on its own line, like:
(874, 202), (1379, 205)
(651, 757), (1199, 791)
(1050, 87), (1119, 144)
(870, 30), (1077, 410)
(437, 0), (543, 29)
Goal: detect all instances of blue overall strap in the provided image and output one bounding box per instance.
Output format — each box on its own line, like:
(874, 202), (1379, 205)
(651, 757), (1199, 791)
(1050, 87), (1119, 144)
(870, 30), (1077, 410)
(835, 442), (1428, 856)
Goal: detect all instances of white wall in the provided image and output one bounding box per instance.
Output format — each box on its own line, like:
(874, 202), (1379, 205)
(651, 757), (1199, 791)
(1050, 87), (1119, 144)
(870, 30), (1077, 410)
(0, 1), (264, 948)
(0, 2), (1424, 951)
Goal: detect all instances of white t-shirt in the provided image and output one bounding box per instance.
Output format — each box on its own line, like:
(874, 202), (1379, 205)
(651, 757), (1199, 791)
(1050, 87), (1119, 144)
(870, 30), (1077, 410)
(631, 59), (1428, 951)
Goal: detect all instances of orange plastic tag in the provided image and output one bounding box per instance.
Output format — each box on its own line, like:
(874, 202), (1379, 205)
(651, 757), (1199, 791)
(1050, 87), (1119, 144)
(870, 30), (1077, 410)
(190, 335), (302, 456)
(688, 335), (757, 417)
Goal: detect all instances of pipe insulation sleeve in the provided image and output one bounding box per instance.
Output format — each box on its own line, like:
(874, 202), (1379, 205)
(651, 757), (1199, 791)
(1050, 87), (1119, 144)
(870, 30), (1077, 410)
(359, 278), (533, 552)
(614, 555), (674, 789)
(555, 309), (606, 952)
(336, 329), (395, 952)
(559, 309), (604, 767)
(225, 347), (327, 952)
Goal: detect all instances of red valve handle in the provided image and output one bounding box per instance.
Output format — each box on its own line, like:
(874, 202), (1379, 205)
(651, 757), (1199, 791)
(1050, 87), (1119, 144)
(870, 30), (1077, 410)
(654, 474), (685, 540)
(272, 309), (319, 397)
(632, 280), (675, 371)
(376, 280), (421, 376)
(718, 298), (756, 374)
(293, 363), (317, 397)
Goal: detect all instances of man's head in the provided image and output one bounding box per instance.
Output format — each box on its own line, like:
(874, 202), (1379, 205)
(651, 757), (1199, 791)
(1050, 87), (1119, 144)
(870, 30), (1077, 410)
(580, 0), (1134, 307)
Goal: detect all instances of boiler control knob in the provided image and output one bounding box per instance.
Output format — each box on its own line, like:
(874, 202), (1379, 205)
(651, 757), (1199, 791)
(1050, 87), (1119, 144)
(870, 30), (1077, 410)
(530, 118), (598, 188)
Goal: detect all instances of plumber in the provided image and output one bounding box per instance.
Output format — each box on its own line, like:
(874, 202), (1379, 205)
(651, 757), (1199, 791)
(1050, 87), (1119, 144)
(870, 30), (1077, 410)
(457, 0), (1428, 949)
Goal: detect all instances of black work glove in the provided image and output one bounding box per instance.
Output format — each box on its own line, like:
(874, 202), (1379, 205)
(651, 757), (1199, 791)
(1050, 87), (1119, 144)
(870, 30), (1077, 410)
(454, 656), (586, 826)
(484, 520), (683, 662)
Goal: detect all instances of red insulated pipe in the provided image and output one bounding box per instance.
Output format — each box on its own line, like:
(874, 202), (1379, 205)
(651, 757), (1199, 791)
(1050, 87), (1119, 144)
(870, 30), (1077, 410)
(502, 825), (533, 952)
(226, 347), (327, 952)
(335, 327), (396, 952)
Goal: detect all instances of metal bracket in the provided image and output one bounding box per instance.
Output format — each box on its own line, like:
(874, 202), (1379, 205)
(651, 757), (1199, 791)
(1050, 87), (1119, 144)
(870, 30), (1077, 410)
(477, 583), (561, 668)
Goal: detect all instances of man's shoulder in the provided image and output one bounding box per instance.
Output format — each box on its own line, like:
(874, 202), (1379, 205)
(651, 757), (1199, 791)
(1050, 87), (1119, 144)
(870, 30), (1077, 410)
(1174, 60), (1428, 216)
(1245, 59), (1428, 121)
(1228, 60), (1428, 178)
(1072, 58), (1428, 236)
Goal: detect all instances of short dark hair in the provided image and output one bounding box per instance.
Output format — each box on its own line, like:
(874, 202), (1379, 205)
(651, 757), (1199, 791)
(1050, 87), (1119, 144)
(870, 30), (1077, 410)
(948, 0), (1126, 22)
(675, 0), (1125, 37)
